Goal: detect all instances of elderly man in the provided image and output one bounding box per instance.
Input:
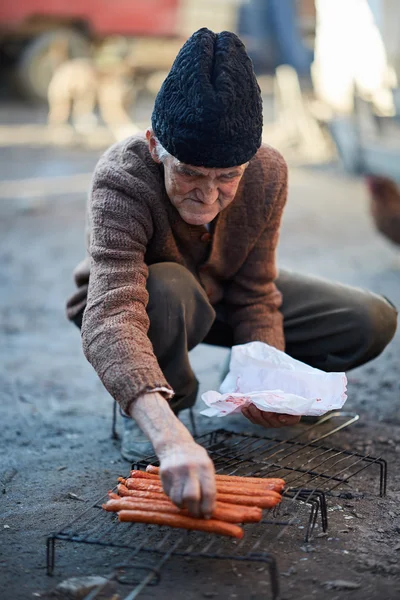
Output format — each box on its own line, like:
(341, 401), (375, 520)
(67, 28), (397, 518)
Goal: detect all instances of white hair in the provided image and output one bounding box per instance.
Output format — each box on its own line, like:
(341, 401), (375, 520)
(154, 137), (172, 163)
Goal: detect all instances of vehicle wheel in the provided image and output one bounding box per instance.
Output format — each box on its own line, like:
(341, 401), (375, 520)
(15, 28), (91, 102)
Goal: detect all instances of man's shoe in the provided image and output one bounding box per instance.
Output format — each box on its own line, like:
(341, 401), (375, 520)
(120, 418), (154, 463)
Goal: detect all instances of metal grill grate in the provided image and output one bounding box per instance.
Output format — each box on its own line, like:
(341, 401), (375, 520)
(47, 504), (283, 598)
(197, 416), (387, 497)
(47, 413), (387, 600)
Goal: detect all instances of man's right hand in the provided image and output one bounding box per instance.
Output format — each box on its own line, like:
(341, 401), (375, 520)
(157, 439), (216, 518)
(128, 391), (216, 518)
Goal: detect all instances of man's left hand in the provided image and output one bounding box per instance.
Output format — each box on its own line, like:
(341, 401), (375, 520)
(241, 404), (301, 428)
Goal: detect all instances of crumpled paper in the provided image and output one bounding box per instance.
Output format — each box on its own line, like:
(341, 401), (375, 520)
(201, 341), (347, 417)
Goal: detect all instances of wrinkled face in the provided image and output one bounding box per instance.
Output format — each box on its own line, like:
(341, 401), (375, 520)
(147, 131), (247, 226)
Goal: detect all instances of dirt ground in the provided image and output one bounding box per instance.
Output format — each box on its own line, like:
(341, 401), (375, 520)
(1, 103), (400, 600)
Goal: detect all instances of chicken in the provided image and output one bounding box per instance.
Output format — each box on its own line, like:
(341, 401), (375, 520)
(366, 175), (400, 246)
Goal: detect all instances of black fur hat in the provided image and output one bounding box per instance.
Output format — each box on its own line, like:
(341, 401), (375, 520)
(151, 28), (262, 168)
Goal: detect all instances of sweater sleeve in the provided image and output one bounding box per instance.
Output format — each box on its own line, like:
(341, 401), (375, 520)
(224, 158), (288, 350)
(81, 150), (173, 414)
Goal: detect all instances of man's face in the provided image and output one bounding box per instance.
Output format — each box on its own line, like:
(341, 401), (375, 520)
(162, 157), (247, 226)
(147, 131), (247, 226)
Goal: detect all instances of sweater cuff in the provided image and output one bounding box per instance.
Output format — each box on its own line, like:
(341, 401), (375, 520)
(101, 363), (174, 414)
(119, 386), (174, 418)
(148, 386), (175, 398)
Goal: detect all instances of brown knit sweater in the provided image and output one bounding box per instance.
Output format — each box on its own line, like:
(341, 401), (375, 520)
(66, 135), (288, 413)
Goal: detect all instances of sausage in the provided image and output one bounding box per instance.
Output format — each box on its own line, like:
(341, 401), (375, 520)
(215, 482), (282, 497)
(118, 509), (244, 539)
(124, 479), (165, 493)
(213, 478), (284, 492)
(216, 474), (284, 488)
(125, 477), (281, 499)
(103, 499), (180, 513)
(211, 504), (261, 523)
(117, 483), (167, 500)
(145, 465), (285, 491)
(130, 470), (159, 481)
(105, 494), (262, 523)
(216, 493), (281, 509)
(146, 465), (160, 475)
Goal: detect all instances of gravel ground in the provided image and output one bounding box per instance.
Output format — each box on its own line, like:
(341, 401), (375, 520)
(1, 106), (400, 600)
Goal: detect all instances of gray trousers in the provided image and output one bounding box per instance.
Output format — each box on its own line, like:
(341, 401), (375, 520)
(145, 263), (398, 413)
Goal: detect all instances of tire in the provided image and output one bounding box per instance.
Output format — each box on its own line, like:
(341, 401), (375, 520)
(15, 28), (91, 102)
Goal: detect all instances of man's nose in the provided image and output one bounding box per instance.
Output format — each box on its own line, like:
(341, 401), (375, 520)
(198, 183), (219, 205)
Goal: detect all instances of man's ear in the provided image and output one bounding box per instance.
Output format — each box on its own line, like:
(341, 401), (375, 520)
(146, 129), (161, 164)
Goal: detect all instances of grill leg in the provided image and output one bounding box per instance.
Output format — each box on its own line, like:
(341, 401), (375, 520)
(189, 407), (198, 437)
(46, 537), (55, 576)
(379, 458), (387, 496)
(111, 400), (120, 440)
(268, 556), (280, 600)
(304, 501), (319, 543)
(319, 492), (328, 532)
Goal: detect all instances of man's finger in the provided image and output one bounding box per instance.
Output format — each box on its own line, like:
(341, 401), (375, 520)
(243, 406), (300, 429)
(253, 408), (300, 428)
(242, 407), (259, 425)
(248, 405), (271, 426)
(260, 411), (283, 428)
(169, 482), (185, 508)
(182, 476), (201, 517)
(199, 474), (216, 518)
(264, 412), (300, 427)
(277, 414), (301, 426)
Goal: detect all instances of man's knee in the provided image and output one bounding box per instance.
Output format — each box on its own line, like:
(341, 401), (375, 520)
(147, 262), (210, 311)
(359, 293), (397, 360)
(148, 262), (195, 297)
(147, 262), (215, 347)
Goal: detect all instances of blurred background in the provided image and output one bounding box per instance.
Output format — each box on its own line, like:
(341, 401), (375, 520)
(1, 0), (400, 174)
(0, 1), (398, 164)
(1, 0), (400, 423)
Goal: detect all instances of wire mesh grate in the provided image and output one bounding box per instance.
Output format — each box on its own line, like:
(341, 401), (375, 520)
(195, 418), (386, 498)
(47, 505), (282, 598)
(47, 413), (387, 600)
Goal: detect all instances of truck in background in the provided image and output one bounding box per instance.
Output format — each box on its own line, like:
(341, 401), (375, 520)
(0, 0), (180, 100)
(0, 1), (313, 102)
